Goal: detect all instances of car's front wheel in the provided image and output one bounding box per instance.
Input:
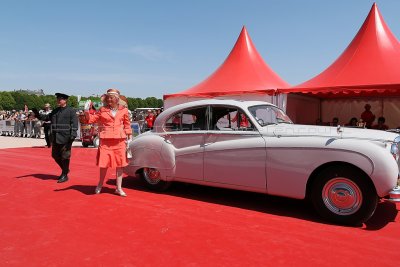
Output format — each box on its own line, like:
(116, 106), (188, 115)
(140, 167), (171, 191)
(311, 166), (378, 225)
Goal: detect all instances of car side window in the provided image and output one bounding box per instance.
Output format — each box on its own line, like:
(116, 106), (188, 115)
(212, 106), (254, 131)
(252, 107), (277, 124)
(248, 105), (292, 126)
(164, 107), (207, 132)
(165, 112), (182, 131)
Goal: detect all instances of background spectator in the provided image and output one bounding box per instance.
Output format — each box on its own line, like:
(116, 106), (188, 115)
(372, 116), (389, 130)
(331, 117), (339, 127)
(144, 109), (155, 131)
(361, 104), (375, 129)
(345, 117), (358, 127)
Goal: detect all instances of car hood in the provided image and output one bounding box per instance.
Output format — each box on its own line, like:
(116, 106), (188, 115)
(260, 124), (399, 143)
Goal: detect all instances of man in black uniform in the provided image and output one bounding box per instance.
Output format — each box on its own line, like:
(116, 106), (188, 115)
(46, 93), (78, 183)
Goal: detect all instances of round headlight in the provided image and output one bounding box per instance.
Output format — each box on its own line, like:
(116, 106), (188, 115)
(391, 143), (399, 156)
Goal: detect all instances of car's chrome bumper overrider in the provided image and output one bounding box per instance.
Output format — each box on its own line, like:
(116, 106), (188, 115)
(387, 174), (400, 203)
(387, 137), (400, 203)
(388, 186), (400, 202)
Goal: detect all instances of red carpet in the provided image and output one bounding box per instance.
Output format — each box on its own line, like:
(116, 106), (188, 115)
(0, 146), (399, 266)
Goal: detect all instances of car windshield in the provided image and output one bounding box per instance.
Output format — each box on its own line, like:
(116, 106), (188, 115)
(248, 105), (292, 126)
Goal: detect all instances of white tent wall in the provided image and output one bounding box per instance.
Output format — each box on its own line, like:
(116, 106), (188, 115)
(163, 96), (205, 110)
(321, 97), (400, 128)
(164, 93), (286, 110)
(286, 94), (320, 125)
(274, 93), (287, 112)
(383, 98), (400, 128)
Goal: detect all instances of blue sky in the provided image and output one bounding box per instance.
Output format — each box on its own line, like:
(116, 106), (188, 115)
(0, 0), (399, 98)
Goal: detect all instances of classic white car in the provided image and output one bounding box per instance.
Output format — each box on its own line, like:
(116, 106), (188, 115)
(125, 99), (400, 225)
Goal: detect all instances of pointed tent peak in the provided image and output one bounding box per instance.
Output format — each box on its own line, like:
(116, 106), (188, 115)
(238, 25), (248, 35)
(233, 25), (261, 58)
(238, 25), (250, 40)
(227, 25), (263, 63)
(368, 2), (387, 26)
(237, 26), (251, 47)
(286, 2), (400, 96)
(367, 2), (399, 42)
(341, 1), (400, 58)
(164, 26), (289, 99)
(367, 3), (380, 21)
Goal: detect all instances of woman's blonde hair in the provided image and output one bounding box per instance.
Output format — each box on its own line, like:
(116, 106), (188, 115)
(119, 95), (128, 108)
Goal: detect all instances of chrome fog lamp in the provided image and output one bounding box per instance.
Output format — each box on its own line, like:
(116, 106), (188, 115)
(391, 136), (400, 160)
(391, 143), (399, 155)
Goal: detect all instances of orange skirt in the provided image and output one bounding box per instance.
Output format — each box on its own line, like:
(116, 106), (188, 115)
(96, 138), (128, 168)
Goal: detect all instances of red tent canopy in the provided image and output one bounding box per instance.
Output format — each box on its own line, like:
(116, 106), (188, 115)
(164, 26), (289, 100)
(280, 3), (400, 98)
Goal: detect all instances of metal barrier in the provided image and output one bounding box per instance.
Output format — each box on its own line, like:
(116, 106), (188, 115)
(0, 120), (15, 136)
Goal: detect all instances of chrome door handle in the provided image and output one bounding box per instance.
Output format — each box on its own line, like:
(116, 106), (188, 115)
(164, 134), (172, 144)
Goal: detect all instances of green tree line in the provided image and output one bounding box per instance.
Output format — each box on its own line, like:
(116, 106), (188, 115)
(0, 91), (163, 111)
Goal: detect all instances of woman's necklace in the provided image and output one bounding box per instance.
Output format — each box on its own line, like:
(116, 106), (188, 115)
(110, 106), (118, 111)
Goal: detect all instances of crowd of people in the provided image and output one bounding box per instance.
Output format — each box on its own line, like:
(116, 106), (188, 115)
(0, 104), (163, 139)
(0, 108), (48, 138)
(316, 104), (398, 130)
(133, 108), (163, 132)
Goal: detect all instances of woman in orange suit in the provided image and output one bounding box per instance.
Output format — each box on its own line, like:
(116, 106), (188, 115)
(85, 89), (132, 196)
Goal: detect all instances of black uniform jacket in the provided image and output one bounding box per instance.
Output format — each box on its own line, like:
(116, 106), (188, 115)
(48, 107), (78, 144)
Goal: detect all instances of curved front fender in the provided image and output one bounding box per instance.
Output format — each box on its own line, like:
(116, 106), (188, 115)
(130, 134), (175, 170)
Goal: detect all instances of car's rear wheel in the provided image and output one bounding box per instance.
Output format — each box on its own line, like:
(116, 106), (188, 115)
(311, 166), (378, 225)
(140, 167), (171, 191)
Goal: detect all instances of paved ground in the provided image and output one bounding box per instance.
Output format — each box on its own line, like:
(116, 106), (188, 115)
(0, 136), (83, 149)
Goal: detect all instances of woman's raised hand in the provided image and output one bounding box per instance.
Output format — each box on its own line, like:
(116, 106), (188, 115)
(84, 100), (92, 111)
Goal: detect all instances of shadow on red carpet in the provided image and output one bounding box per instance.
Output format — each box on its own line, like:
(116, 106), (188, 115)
(122, 177), (398, 230)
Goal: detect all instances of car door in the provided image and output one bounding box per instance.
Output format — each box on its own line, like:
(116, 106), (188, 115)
(163, 106), (208, 181)
(203, 106), (267, 190)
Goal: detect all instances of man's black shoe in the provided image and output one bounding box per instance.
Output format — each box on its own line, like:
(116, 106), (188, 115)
(57, 174), (69, 183)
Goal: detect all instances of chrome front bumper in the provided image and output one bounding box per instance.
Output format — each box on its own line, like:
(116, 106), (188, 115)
(387, 186), (400, 203)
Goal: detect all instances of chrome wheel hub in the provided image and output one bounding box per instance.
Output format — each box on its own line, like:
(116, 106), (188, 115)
(143, 168), (161, 185)
(322, 178), (362, 215)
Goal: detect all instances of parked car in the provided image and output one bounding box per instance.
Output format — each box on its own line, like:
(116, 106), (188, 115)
(79, 123), (98, 147)
(78, 113), (99, 148)
(124, 99), (400, 225)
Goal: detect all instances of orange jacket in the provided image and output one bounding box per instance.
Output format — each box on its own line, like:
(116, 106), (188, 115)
(86, 105), (132, 139)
